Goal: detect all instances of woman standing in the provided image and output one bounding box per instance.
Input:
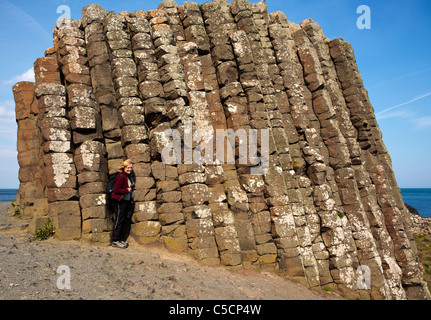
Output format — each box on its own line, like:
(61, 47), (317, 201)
(111, 159), (135, 249)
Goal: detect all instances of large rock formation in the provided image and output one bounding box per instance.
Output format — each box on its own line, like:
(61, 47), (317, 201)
(13, 0), (428, 299)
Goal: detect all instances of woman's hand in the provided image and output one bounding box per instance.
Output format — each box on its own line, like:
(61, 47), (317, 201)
(127, 188), (132, 193)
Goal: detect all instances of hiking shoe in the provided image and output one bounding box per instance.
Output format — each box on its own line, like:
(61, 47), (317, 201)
(120, 241), (129, 248)
(112, 241), (127, 249)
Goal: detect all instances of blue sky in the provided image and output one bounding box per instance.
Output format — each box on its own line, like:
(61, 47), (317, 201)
(0, 0), (430, 188)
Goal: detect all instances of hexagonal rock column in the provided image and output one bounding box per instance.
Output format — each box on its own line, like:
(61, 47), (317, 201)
(13, 81), (47, 220)
(11, 0), (428, 300)
(34, 81), (80, 240)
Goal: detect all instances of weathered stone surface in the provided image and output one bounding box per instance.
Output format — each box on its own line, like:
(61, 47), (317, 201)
(132, 221), (161, 237)
(74, 141), (107, 173)
(13, 1), (427, 300)
(48, 201), (81, 240)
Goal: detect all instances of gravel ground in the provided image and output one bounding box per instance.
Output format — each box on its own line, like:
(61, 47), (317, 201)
(0, 202), (341, 300)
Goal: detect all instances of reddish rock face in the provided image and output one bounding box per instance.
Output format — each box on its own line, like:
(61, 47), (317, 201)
(12, 1), (428, 300)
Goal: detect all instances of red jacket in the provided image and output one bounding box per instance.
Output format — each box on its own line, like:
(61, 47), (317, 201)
(111, 171), (133, 201)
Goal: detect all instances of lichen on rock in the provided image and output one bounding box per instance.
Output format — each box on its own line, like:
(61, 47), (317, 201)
(12, 0), (428, 300)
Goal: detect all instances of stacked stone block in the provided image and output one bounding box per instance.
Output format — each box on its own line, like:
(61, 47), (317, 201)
(227, 28), (275, 271)
(35, 78), (80, 240)
(159, 0), (186, 47)
(255, 10), (326, 290)
(122, 11), (162, 246)
(300, 28), (397, 298)
(54, 17), (111, 242)
(13, 1), (427, 300)
(81, 5), (122, 176)
(199, 1), (257, 271)
(13, 81), (46, 220)
(232, 1), (318, 284)
(300, 19), (406, 299)
(267, 11), (359, 294)
(177, 3), (221, 265)
(103, 11), (152, 245)
(199, 1), (243, 269)
(329, 37), (422, 298)
(148, 9), (188, 249)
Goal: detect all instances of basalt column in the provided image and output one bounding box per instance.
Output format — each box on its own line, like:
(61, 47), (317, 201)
(177, 3), (221, 265)
(144, 9), (187, 249)
(82, 6), (123, 174)
(13, 80), (46, 221)
(35, 76), (81, 240)
(329, 37), (424, 298)
(294, 25), (394, 299)
(300, 18), (406, 299)
(200, 1), (244, 270)
(259, 5), (329, 291)
(233, 0), (324, 284)
(267, 10), (360, 296)
(55, 15), (111, 243)
(202, 7), (259, 270)
(12, 0), (428, 300)
(121, 10), (163, 246)
(254, 1), (328, 288)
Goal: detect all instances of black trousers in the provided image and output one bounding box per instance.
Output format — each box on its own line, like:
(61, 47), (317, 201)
(111, 199), (132, 242)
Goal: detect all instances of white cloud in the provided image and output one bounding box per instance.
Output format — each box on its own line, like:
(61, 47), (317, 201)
(375, 109), (415, 121)
(0, 146), (17, 159)
(0, 100), (15, 117)
(2, 68), (35, 86)
(412, 117), (431, 128)
(0, 0), (51, 40)
(369, 68), (431, 90)
(0, 100), (17, 142)
(0, 99), (19, 189)
(376, 91), (431, 120)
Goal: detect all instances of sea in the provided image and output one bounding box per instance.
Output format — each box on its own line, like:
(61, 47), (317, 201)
(401, 188), (431, 219)
(0, 189), (17, 203)
(0, 188), (430, 218)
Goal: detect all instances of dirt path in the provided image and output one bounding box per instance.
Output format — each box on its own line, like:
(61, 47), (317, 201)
(0, 202), (341, 300)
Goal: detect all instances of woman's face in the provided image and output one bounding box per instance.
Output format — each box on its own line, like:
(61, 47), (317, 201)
(124, 164), (133, 174)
